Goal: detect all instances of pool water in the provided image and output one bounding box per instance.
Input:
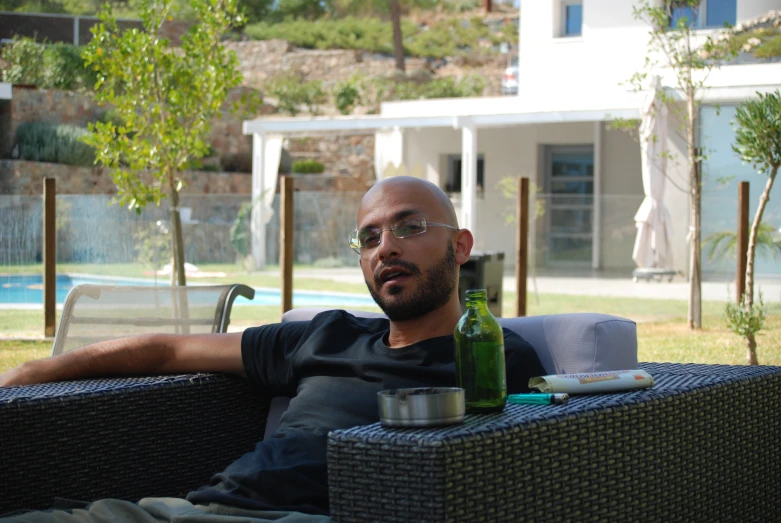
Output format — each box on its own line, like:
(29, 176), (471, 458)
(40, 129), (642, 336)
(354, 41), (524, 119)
(0, 274), (377, 308)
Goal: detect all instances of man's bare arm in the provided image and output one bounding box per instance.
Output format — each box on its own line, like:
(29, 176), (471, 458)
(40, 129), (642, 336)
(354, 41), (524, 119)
(0, 332), (245, 388)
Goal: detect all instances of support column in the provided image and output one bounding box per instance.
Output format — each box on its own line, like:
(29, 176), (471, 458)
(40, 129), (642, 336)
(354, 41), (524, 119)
(390, 126), (404, 169)
(460, 121), (477, 232)
(251, 132), (266, 270)
(593, 121), (602, 269)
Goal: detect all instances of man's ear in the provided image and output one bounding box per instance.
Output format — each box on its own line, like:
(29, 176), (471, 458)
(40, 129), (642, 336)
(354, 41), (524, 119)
(454, 229), (474, 266)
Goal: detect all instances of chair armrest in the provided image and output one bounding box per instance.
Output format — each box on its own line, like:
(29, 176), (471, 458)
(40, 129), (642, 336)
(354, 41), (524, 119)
(498, 313), (638, 374)
(0, 374), (270, 514)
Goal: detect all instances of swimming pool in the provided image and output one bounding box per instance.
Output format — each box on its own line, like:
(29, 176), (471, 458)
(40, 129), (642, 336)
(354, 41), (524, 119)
(0, 274), (377, 308)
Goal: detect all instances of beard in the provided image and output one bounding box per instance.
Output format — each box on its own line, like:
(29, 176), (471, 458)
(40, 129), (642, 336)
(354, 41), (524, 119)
(366, 241), (458, 321)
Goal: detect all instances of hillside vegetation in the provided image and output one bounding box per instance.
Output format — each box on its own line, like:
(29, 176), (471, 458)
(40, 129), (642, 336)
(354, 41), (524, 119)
(1, 0), (519, 59)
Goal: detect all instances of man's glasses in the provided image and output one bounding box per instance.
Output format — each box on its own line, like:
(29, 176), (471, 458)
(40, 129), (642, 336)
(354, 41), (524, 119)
(349, 218), (459, 254)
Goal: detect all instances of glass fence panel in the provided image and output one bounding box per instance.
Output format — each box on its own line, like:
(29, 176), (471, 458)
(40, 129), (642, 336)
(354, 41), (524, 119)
(702, 193), (781, 279)
(0, 191), (366, 305)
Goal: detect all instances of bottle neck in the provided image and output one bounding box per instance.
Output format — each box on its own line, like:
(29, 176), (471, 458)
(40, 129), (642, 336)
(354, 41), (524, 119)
(465, 290), (489, 311)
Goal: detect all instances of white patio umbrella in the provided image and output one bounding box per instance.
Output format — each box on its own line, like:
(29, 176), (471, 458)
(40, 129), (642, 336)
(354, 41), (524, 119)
(632, 75), (673, 269)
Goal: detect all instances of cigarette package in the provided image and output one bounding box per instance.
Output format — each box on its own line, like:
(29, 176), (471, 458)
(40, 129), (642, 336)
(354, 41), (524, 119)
(528, 369), (654, 394)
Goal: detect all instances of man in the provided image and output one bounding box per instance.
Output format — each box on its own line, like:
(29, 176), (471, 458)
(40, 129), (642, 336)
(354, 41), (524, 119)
(0, 176), (544, 522)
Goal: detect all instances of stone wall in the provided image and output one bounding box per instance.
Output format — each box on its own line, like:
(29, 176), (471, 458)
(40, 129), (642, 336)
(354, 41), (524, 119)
(286, 134), (375, 184)
(0, 160), (253, 195)
(4, 85), (274, 161)
(224, 40), (506, 97)
(0, 159), (372, 196)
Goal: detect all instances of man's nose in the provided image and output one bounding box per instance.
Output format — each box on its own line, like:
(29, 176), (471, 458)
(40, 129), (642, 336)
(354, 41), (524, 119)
(375, 229), (402, 260)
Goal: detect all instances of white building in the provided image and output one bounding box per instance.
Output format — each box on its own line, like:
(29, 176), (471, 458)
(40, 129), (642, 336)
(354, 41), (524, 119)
(244, 0), (781, 278)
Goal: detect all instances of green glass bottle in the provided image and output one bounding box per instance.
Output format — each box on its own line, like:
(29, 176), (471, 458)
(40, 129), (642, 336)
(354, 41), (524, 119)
(454, 288), (507, 413)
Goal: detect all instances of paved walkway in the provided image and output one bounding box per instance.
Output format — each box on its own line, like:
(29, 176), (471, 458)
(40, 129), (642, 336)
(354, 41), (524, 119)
(291, 267), (781, 303)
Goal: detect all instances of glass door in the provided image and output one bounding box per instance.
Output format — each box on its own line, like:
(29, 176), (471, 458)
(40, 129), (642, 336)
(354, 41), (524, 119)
(545, 146), (594, 265)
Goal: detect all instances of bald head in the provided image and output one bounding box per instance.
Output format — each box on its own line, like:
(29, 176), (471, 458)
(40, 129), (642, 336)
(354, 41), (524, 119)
(359, 176), (459, 228)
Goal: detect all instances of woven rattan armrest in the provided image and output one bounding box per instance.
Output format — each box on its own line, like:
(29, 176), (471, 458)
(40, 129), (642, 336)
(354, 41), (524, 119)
(0, 373), (270, 515)
(328, 363), (781, 522)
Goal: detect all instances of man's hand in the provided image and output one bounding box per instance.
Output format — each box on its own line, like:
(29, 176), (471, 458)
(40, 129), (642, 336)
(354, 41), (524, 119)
(0, 332), (246, 388)
(0, 363), (38, 388)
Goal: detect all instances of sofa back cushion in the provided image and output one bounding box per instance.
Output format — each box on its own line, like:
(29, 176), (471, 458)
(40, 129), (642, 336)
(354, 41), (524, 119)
(280, 308), (637, 374)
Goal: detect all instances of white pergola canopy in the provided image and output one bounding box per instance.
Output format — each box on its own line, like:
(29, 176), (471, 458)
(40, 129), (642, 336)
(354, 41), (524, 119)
(242, 103), (641, 270)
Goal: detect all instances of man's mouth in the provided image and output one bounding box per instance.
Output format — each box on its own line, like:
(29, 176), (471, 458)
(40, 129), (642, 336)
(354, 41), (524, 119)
(379, 269), (410, 285)
(375, 264), (418, 287)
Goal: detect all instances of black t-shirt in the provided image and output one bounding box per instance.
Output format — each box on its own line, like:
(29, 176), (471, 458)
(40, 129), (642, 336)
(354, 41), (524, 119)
(186, 310), (544, 515)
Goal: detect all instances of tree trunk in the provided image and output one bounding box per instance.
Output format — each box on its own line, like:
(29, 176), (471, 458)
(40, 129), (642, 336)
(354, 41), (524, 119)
(687, 100), (702, 329)
(390, 0), (405, 72)
(746, 332), (758, 365)
(743, 164), (777, 364)
(169, 183), (187, 287)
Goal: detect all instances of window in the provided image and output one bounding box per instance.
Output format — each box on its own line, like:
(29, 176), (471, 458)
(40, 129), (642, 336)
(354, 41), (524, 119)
(445, 155), (484, 195)
(561, 1), (583, 37)
(668, 0), (736, 30)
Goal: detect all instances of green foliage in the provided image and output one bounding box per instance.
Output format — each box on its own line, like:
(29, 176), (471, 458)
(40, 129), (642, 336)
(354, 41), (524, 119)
(15, 122), (96, 166)
(732, 90), (781, 176)
(704, 222), (781, 262)
(372, 73), (485, 102)
(132, 225), (171, 271)
(0, 0), (69, 13)
(230, 201), (252, 258)
(406, 17), (514, 59)
(244, 15), (513, 58)
(82, 0), (250, 211)
(221, 152), (252, 173)
(725, 292), (767, 339)
(292, 159), (325, 174)
(245, 17), (401, 54)
(275, 0), (326, 20)
(1, 37), (98, 92)
(754, 34), (781, 59)
(81, 0), (255, 284)
(238, 0), (274, 24)
(333, 75), (365, 115)
(723, 27), (781, 59)
(265, 72), (327, 116)
(1, 37), (45, 85)
(442, 0), (479, 13)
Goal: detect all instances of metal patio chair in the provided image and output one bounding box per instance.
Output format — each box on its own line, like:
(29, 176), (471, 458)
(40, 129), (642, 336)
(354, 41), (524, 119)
(51, 283), (255, 355)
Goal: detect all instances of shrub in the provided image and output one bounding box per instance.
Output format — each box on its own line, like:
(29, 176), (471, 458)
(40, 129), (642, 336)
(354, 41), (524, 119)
(265, 72), (327, 116)
(222, 152), (253, 173)
(15, 122), (96, 167)
(371, 73), (486, 103)
(1, 37), (97, 92)
(250, 16), (511, 60)
(245, 17), (402, 54)
(292, 159), (325, 174)
(333, 75), (365, 115)
(1, 37), (46, 86)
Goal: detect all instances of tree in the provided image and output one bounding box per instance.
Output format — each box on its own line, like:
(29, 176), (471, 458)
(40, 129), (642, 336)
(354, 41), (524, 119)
(329, 0), (436, 72)
(729, 90), (781, 364)
(628, 0), (735, 329)
(82, 0), (250, 286)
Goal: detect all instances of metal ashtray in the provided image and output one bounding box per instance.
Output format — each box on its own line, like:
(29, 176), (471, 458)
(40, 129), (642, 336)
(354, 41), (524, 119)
(377, 387), (465, 427)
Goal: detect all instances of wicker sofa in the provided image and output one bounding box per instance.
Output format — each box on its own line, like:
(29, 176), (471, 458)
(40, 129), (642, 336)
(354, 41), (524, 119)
(1, 311), (780, 521)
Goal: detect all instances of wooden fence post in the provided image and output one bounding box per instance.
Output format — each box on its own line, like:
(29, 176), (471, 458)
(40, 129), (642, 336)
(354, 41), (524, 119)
(43, 178), (56, 337)
(515, 177), (529, 317)
(280, 176), (294, 315)
(736, 181), (749, 304)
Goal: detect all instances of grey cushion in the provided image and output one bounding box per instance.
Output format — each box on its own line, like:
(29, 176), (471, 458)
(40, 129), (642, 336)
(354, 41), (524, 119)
(497, 314), (637, 374)
(281, 308), (638, 374)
